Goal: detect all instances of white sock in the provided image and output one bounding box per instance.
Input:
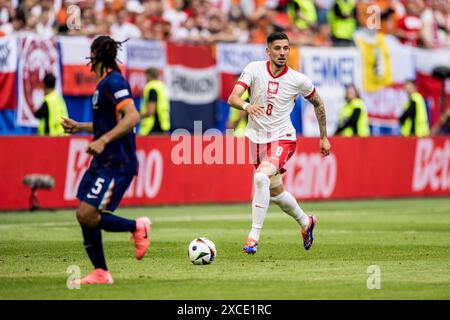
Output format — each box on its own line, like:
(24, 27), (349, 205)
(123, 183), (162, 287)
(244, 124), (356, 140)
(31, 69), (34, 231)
(248, 172), (270, 241)
(271, 191), (309, 229)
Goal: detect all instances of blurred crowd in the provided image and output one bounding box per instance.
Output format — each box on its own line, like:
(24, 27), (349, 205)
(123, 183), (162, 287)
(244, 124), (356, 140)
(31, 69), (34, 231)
(1, 0), (450, 47)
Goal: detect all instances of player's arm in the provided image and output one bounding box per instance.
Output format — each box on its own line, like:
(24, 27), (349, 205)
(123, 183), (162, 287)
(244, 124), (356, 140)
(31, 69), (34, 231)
(307, 91), (331, 157)
(61, 118), (94, 134)
(227, 84), (264, 119)
(87, 102), (140, 156)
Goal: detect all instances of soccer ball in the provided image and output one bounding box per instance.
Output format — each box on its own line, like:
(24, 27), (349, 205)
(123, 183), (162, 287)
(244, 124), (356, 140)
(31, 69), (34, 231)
(188, 237), (217, 265)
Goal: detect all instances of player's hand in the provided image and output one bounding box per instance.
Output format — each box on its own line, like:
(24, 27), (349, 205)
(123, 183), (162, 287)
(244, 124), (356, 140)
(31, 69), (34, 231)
(320, 137), (331, 157)
(61, 117), (80, 134)
(86, 138), (106, 156)
(246, 104), (264, 119)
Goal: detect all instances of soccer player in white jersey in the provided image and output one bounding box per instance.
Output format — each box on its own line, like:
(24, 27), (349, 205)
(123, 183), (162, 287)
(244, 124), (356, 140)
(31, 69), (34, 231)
(227, 32), (331, 254)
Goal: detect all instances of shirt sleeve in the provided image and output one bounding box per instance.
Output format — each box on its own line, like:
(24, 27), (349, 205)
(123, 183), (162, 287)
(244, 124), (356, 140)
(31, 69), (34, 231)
(34, 101), (48, 119)
(399, 99), (416, 125)
(335, 108), (361, 134)
(298, 74), (316, 99)
(107, 74), (134, 112)
(236, 62), (255, 90)
(148, 89), (158, 103)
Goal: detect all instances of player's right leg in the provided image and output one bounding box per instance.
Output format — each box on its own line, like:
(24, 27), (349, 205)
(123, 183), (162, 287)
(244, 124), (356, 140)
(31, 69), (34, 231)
(243, 161), (277, 255)
(72, 200), (113, 285)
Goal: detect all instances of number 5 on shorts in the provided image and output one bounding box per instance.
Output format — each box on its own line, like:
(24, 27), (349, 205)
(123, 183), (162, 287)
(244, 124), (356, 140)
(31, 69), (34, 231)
(91, 177), (105, 195)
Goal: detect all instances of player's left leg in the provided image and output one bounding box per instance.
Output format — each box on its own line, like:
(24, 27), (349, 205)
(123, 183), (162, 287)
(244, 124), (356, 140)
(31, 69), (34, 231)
(266, 139), (317, 251)
(269, 177), (310, 228)
(93, 172), (151, 261)
(270, 179), (317, 251)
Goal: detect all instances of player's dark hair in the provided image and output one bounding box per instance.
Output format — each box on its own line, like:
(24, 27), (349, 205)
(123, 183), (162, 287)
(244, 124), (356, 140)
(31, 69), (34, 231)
(43, 73), (56, 89)
(405, 79), (416, 86)
(267, 32), (289, 45)
(88, 35), (127, 76)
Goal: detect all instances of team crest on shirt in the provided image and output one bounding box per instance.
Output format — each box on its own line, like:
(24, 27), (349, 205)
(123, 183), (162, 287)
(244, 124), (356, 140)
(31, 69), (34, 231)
(92, 90), (99, 109)
(268, 81), (279, 94)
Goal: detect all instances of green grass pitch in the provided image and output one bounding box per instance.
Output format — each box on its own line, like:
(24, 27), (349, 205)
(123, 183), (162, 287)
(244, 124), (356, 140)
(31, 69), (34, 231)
(0, 198), (449, 300)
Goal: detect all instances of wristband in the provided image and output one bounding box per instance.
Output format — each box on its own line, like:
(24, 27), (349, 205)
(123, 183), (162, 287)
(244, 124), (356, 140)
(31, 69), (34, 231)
(242, 103), (250, 111)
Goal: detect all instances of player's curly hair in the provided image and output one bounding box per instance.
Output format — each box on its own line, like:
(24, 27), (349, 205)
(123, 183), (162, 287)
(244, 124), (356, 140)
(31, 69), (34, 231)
(87, 35), (128, 76)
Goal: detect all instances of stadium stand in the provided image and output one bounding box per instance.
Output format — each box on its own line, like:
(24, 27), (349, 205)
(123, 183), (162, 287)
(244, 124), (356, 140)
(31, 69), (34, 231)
(0, 1), (448, 47)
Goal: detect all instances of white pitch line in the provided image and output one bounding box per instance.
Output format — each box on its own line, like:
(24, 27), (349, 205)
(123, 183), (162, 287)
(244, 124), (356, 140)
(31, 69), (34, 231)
(2, 210), (446, 229)
(0, 222), (76, 229)
(0, 213), (303, 229)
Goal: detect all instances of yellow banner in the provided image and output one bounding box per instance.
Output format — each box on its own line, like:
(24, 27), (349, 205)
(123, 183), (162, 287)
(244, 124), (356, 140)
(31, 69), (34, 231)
(357, 33), (393, 92)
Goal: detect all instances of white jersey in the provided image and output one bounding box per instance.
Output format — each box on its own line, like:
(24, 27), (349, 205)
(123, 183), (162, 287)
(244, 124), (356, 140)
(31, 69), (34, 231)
(237, 61), (316, 144)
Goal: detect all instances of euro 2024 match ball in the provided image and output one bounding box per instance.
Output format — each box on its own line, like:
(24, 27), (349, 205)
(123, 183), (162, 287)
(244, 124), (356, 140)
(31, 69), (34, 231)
(188, 237), (217, 265)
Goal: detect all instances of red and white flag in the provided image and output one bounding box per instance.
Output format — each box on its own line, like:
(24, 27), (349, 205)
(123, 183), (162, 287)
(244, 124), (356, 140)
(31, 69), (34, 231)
(0, 35), (17, 110)
(17, 34), (61, 127)
(58, 35), (127, 96)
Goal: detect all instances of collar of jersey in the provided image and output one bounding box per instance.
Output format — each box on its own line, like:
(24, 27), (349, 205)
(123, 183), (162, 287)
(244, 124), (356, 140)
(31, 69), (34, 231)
(97, 68), (113, 84)
(266, 61), (288, 79)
